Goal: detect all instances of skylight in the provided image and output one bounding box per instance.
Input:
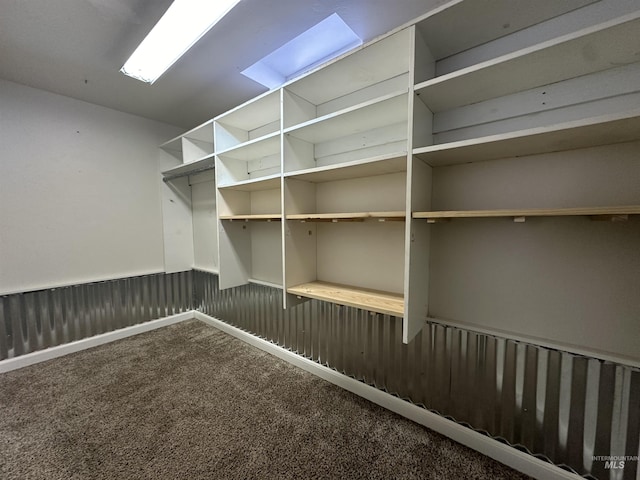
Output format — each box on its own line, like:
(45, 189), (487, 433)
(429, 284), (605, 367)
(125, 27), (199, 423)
(121, 0), (242, 84)
(241, 13), (362, 89)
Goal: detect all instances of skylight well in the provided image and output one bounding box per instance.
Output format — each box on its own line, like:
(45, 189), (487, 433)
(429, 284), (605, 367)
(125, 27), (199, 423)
(241, 13), (363, 89)
(121, 0), (242, 84)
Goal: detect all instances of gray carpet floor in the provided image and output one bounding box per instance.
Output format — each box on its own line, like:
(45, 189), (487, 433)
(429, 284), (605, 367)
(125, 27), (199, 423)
(0, 320), (532, 479)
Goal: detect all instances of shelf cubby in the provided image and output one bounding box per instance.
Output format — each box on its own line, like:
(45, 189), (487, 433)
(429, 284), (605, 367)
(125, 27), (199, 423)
(414, 12), (640, 113)
(287, 281), (404, 317)
(214, 89), (281, 152)
(413, 109), (640, 166)
(283, 91), (409, 172)
(216, 133), (281, 187)
(283, 28), (411, 128)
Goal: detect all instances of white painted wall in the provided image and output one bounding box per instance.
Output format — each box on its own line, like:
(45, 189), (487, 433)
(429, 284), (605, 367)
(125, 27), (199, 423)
(0, 79), (182, 294)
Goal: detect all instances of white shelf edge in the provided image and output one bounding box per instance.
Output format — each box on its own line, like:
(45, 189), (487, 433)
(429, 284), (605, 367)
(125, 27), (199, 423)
(215, 130), (281, 157)
(283, 89), (408, 136)
(284, 151), (408, 180)
(217, 173), (282, 191)
(413, 109), (640, 165)
(161, 153), (216, 176)
(414, 10), (640, 111)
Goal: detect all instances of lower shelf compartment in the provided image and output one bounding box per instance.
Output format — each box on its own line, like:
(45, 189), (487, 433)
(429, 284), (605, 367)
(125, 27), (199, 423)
(287, 281), (404, 317)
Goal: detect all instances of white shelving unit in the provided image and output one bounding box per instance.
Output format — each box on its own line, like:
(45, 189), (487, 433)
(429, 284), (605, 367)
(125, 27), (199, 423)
(159, 0), (640, 349)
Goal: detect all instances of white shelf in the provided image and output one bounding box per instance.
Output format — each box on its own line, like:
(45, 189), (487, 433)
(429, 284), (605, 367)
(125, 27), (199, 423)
(413, 110), (640, 166)
(215, 90), (281, 132)
(216, 131), (280, 160)
(287, 281), (404, 317)
(284, 91), (408, 144)
(414, 0), (596, 60)
(217, 175), (281, 192)
(161, 154), (215, 177)
(415, 12), (640, 112)
(284, 152), (407, 182)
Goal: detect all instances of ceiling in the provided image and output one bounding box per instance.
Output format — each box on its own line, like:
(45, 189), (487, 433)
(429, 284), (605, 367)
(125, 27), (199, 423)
(0, 0), (444, 130)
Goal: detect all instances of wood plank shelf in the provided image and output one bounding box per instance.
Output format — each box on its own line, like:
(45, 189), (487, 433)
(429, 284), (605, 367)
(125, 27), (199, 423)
(219, 214), (282, 222)
(413, 206), (640, 222)
(415, 12), (640, 112)
(413, 110), (640, 166)
(287, 281), (404, 317)
(287, 211), (405, 222)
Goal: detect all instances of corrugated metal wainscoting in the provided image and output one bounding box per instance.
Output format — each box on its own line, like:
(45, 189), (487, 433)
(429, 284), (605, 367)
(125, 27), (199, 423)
(194, 271), (640, 480)
(0, 271), (193, 360)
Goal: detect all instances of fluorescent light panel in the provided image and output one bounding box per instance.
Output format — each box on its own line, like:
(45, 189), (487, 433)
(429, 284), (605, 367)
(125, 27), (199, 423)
(121, 0), (241, 83)
(241, 13), (362, 89)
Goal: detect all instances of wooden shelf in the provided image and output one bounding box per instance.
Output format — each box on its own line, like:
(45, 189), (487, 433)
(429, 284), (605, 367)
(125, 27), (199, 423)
(284, 91), (408, 144)
(284, 152), (407, 182)
(219, 214), (282, 222)
(415, 12), (640, 112)
(413, 206), (640, 222)
(413, 110), (640, 166)
(287, 281), (404, 317)
(287, 211), (405, 222)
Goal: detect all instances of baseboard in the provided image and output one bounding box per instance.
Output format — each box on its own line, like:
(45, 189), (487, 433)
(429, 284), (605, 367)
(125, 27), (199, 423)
(195, 312), (580, 480)
(0, 311), (195, 373)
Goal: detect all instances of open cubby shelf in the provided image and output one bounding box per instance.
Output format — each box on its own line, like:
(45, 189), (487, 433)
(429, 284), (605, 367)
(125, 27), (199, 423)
(160, 0), (640, 348)
(287, 281), (404, 317)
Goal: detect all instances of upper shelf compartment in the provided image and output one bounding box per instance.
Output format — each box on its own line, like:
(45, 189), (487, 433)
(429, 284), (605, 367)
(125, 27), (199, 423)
(413, 109), (640, 166)
(160, 119), (214, 165)
(413, 0), (597, 67)
(414, 11), (640, 112)
(215, 90), (281, 152)
(283, 28), (411, 129)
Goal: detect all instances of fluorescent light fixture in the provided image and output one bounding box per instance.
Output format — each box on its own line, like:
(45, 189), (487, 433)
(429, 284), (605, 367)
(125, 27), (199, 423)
(121, 0), (241, 83)
(241, 13), (362, 89)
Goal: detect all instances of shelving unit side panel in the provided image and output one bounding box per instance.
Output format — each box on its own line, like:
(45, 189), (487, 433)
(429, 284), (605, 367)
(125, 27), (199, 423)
(161, 176), (194, 273)
(191, 176), (218, 271)
(413, 94), (434, 149)
(216, 156), (251, 186)
(246, 152), (281, 180)
(217, 220), (251, 289)
(404, 158), (432, 343)
(315, 172), (406, 213)
(316, 222), (405, 295)
(284, 221), (317, 288)
(250, 222), (283, 286)
(412, 24), (436, 86)
(250, 188), (281, 215)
